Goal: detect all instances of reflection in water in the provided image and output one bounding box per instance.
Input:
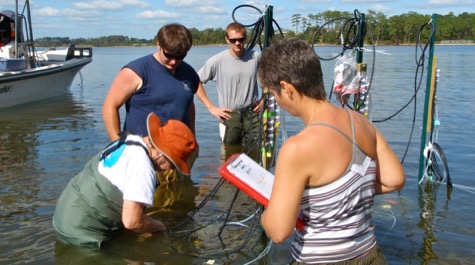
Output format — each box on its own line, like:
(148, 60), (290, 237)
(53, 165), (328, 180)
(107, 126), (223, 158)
(0, 94), (94, 264)
(417, 182), (452, 265)
(53, 171), (268, 264)
(3, 46), (475, 264)
(54, 176), (201, 265)
(166, 180), (267, 263)
(106, 138), (270, 264)
(55, 241), (104, 264)
(221, 143), (250, 162)
(165, 141), (269, 262)
(147, 176), (200, 222)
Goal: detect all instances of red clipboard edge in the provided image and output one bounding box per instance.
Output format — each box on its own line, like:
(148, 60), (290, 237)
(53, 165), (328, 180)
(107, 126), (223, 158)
(219, 153), (269, 206)
(218, 153), (305, 231)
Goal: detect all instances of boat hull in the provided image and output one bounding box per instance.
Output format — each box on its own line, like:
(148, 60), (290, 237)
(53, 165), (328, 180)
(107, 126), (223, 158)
(0, 57), (92, 108)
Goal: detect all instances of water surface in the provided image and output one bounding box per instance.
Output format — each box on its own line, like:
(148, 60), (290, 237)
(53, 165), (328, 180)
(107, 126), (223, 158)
(1, 45), (474, 265)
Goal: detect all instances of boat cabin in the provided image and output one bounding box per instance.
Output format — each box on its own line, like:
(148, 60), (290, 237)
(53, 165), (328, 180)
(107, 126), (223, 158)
(0, 10), (27, 57)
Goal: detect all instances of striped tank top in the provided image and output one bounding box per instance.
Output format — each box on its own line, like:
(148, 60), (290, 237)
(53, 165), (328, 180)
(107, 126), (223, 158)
(291, 110), (377, 263)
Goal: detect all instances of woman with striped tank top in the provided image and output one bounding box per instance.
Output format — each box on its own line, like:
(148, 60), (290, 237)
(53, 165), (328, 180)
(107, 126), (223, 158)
(258, 38), (405, 264)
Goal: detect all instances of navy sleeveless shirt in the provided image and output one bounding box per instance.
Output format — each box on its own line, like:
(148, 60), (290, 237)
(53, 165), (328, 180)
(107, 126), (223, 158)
(123, 54), (199, 136)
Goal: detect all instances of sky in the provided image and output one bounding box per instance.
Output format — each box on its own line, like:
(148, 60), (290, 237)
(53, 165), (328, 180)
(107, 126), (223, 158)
(1, 0), (473, 39)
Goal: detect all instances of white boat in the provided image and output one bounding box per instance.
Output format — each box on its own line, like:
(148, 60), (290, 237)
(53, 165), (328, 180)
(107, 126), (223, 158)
(0, 0), (92, 109)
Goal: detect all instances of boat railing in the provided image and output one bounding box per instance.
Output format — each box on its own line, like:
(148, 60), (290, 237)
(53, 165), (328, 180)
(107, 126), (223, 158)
(66, 47), (93, 60)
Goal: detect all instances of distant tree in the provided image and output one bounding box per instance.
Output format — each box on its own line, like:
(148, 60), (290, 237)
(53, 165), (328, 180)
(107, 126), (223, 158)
(307, 13), (316, 27)
(366, 10), (389, 45)
(292, 14), (302, 32)
(455, 12), (474, 40)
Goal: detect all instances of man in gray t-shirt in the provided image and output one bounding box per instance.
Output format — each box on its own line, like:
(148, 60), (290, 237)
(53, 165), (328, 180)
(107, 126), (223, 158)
(196, 22), (262, 151)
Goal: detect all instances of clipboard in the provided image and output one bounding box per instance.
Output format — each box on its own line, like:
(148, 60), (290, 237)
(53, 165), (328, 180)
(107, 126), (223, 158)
(219, 153), (305, 230)
(219, 153), (274, 206)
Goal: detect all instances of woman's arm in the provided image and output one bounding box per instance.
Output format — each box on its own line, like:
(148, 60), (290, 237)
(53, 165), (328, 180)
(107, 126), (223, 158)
(261, 138), (307, 243)
(374, 129), (405, 194)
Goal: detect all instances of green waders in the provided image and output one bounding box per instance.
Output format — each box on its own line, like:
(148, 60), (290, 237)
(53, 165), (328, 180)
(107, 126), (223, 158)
(222, 107), (260, 145)
(52, 153), (124, 249)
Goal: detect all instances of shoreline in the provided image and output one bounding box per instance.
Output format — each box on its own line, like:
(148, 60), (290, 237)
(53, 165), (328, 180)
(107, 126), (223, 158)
(75, 43), (475, 48)
(38, 41), (474, 49)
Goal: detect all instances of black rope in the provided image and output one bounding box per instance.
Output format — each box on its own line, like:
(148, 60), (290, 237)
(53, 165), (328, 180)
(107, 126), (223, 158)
(422, 32), (451, 185)
(218, 188), (241, 237)
(429, 142), (452, 185)
(169, 199), (264, 260)
(311, 10), (366, 61)
(167, 177), (226, 232)
(315, 10), (375, 116)
(373, 21), (433, 124)
(385, 18), (452, 185)
(167, 5), (279, 263)
(232, 4), (285, 52)
(400, 21), (433, 165)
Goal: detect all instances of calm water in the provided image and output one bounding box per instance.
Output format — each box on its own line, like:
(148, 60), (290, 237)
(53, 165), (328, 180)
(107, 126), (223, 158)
(1, 45), (474, 265)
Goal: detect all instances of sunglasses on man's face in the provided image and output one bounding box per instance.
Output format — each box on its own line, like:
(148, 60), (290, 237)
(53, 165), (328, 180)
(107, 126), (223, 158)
(163, 50), (186, 61)
(228, 37), (246, 44)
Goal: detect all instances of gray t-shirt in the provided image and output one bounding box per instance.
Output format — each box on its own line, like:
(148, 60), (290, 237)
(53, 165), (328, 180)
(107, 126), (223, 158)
(198, 49), (261, 110)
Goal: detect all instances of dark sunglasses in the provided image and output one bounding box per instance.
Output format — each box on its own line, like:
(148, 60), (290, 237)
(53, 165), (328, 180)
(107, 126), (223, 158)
(163, 50), (186, 60)
(228, 37), (246, 44)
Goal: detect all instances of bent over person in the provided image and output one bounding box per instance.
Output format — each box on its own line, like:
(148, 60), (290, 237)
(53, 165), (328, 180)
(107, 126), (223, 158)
(53, 113), (197, 249)
(258, 38), (405, 264)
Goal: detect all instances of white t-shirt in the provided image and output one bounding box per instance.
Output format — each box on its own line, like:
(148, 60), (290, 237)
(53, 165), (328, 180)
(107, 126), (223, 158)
(98, 135), (157, 206)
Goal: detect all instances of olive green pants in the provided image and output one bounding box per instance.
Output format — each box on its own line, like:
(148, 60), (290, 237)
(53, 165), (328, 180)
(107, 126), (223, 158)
(220, 108), (260, 146)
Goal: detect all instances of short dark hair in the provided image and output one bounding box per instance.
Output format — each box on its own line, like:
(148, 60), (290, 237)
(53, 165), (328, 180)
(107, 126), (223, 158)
(156, 23), (193, 57)
(258, 38), (326, 100)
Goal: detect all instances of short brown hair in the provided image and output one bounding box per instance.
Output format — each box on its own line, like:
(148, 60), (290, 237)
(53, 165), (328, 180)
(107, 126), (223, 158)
(258, 38), (326, 100)
(156, 23), (193, 57)
(225, 22), (246, 39)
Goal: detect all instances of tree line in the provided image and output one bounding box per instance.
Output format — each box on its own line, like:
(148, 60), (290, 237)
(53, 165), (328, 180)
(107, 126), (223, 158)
(288, 10), (474, 45)
(34, 11), (474, 47)
(34, 27), (228, 47)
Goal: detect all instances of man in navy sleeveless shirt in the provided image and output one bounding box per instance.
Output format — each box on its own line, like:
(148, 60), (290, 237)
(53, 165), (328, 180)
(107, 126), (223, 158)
(103, 23), (200, 141)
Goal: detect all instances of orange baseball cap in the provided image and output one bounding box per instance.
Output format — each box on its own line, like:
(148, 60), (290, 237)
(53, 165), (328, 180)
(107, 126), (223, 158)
(146, 113), (197, 175)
